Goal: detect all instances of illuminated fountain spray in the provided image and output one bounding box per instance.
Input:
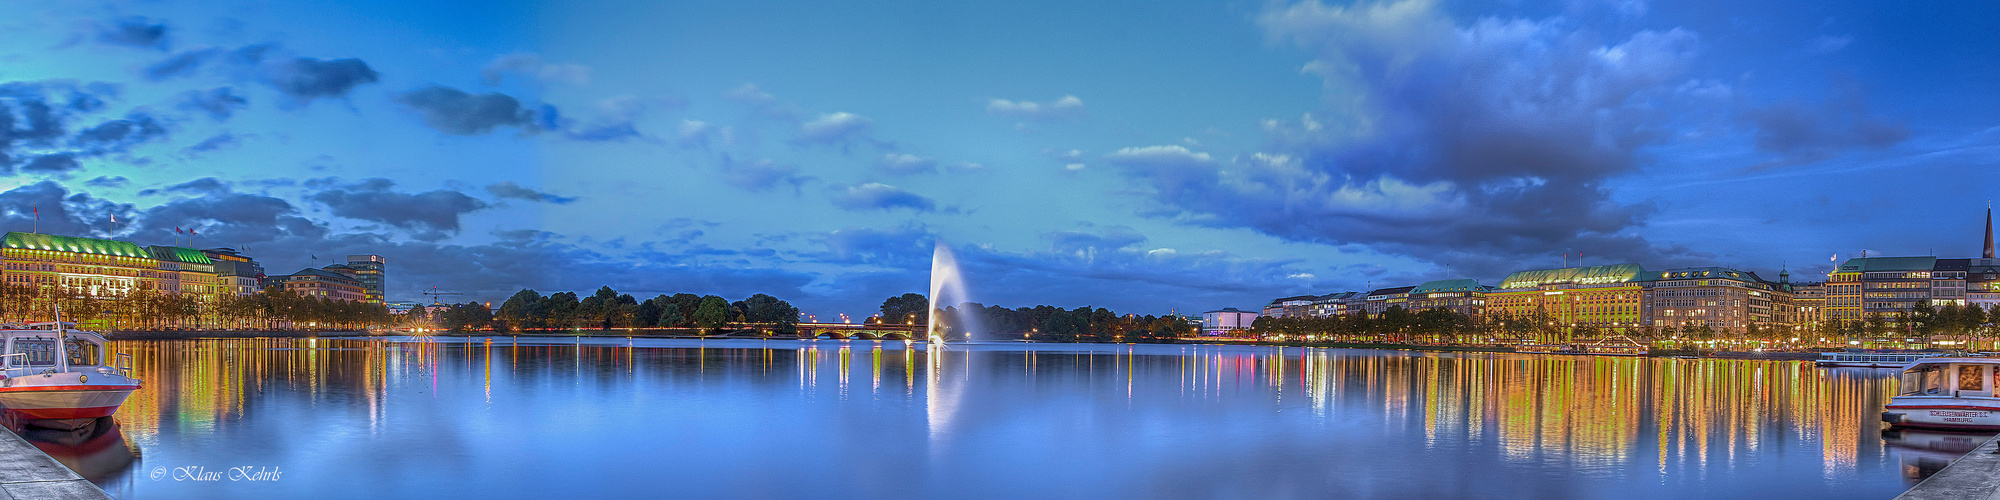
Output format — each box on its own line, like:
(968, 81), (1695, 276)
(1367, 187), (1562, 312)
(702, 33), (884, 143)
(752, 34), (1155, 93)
(927, 240), (976, 343)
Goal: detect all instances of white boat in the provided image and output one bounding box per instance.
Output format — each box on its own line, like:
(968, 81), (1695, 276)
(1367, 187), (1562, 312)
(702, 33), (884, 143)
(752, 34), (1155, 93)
(1815, 351), (1944, 368)
(1883, 358), (2000, 430)
(0, 321), (141, 429)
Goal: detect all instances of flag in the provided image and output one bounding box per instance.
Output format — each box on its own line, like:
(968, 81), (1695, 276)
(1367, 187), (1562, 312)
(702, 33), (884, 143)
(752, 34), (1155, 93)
(190, 228), (197, 236)
(311, 254), (317, 260)
(109, 213), (116, 223)
(175, 227), (182, 234)
(31, 206), (36, 220)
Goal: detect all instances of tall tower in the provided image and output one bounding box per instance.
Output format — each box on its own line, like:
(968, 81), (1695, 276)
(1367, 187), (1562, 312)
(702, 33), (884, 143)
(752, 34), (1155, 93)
(1985, 206), (1995, 259)
(346, 255), (386, 304)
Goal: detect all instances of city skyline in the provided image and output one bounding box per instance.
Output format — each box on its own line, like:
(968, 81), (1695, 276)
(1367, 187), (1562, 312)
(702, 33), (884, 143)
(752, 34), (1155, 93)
(2, 0), (1997, 317)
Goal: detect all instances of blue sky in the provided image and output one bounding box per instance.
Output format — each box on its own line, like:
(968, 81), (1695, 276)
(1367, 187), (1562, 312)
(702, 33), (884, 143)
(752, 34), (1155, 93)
(1, 0), (1995, 319)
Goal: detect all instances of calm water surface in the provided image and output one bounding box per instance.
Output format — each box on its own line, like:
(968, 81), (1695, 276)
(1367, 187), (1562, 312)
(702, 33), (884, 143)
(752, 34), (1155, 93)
(45, 338), (1978, 499)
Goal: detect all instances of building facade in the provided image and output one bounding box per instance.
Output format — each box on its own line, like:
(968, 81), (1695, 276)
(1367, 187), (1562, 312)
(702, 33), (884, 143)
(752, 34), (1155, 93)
(1488, 264), (1653, 336)
(201, 247), (265, 296)
(1262, 295), (1318, 319)
(345, 255), (386, 304)
(1643, 266), (1791, 335)
(0, 232), (160, 296)
(1404, 279), (1490, 320)
(1201, 308), (1259, 336)
(276, 268), (368, 302)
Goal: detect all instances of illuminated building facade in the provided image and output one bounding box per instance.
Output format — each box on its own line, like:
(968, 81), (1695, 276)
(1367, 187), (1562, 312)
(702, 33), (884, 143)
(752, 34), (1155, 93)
(1309, 291), (1359, 317)
(276, 268), (368, 302)
(1643, 266), (1792, 335)
(344, 255), (386, 304)
(1360, 286), (1416, 316)
(1261, 295), (1318, 319)
(0, 232), (160, 295)
(1971, 259), (2000, 310)
(1488, 264), (1652, 334)
(1792, 282), (1826, 332)
(1829, 257), (1937, 323)
(147, 245), (219, 299)
(1404, 279), (1491, 320)
(1200, 308), (1258, 335)
(200, 247), (266, 296)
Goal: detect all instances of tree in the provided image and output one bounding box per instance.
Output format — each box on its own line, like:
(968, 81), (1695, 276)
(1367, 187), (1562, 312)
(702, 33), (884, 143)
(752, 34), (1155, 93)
(740, 293), (800, 336)
(497, 289), (545, 331)
(693, 295), (729, 334)
(544, 292), (581, 330)
(880, 293), (929, 326)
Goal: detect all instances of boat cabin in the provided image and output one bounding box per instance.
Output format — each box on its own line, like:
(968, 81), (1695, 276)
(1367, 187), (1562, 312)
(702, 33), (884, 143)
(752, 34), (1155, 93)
(1898, 359), (2000, 399)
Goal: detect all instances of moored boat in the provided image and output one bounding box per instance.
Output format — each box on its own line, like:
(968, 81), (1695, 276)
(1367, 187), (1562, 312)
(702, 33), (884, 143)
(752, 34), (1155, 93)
(0, 322), (142, 429)
(1883, 358), (2000, 430)
(1816, 351), (1944, 368)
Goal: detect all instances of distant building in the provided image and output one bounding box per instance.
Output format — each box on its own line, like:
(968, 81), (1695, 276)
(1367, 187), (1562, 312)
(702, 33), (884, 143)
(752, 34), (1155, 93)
(1488, 263), (1653, 337)
(1793, 282), (1827, 332)
(1, 232), (158, 295)
(344, 255), (386, 304)
(1406, 279), (1491, 320)
(1971, 258), (2000, 311)
(275, 268), (367, 302)
(1309, 292), (1360, 317)
(1201, 308), (1259, 336)
(201, 248), (266, 296)
(1360, 286), (1417, 317)
(1261, 295), (1319, 319)
(386, 300), (423, 315)
(1828, 256), (1936, 324)
(1643, 266), (1791, 335)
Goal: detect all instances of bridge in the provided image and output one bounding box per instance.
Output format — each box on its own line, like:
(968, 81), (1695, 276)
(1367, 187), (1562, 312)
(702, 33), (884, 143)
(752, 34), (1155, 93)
(792, 322), (924, 340)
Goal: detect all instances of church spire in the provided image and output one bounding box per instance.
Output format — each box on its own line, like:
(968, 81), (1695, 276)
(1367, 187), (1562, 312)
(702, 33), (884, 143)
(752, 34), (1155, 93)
(1986, 203), (1995, 259)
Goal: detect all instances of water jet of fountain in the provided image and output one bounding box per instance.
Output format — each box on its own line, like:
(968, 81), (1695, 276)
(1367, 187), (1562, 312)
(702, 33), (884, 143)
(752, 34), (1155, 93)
(927, 240), (977, 343)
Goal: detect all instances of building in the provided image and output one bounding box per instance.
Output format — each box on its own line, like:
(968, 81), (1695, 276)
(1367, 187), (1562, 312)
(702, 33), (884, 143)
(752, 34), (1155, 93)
(1405, 279), (1491, 320)
(386, 300), (424, 315)
(1643, 266), (1791, 335)
(201, 247), (266, 296)
(1261, 295), (1318, 319)
(1201, 308), (1259, 336)
(1488, 263), (1653, 336)
(1793, 281), (1827, 332)
(345, 255), (386, 304)
(1828, 256), (1937, 324)
(1359, 286), (1417, 317)
(1309, 292), (1360, 318)
(147, 246), (219, 298)
(0, 232), (159, 296)
(1971, 258), (2000, 311)
(275, 268), (368, 302)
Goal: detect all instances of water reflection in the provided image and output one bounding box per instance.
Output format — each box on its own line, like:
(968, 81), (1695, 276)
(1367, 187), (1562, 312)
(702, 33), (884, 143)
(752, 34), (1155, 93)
(11, 416), (139, 488)
(75, 339), (1946, 498)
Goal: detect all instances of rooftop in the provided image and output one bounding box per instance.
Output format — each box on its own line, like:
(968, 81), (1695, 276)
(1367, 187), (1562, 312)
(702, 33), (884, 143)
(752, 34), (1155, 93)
(2, 232), (152, 258)
(1409, 279), (1491, 295)
(147, 245), (214, 264)
(1500, 263), (1650, 289)
(1836, 256), (1938, 273)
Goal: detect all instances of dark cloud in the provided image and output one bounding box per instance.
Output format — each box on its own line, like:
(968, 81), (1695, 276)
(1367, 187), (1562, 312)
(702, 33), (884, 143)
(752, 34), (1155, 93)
(485, 181), (577, 204)
(480, 53), (590, 86)
(187, 133), (238, 153)
(308, 178), (490, 236)
(144, 48), (220, 80)
(831, 183), (936, 212)
(395, 86), (538, 135)
(1742, 81), (1909, 170)
(86, 176), (129, 188)
(179, 87), (247, 120)
(21, 153), (80, 173)
(0, 181), (131, 238)
(70, 112), (168, 153)
(97, 17), (168, 49)
(1, 81), (124, 173)
(262, 56), (380, 102)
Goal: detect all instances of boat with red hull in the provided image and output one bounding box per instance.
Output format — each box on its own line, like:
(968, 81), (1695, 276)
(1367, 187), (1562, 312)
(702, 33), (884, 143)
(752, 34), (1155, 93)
(0, 323), (140, 429)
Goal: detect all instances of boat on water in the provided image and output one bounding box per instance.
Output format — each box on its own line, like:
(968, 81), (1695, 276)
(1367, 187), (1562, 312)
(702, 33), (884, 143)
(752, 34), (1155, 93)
(0, 321), (141, 429)
(1815, 351), (1944, 368)
(1883, 358), (2000, 430)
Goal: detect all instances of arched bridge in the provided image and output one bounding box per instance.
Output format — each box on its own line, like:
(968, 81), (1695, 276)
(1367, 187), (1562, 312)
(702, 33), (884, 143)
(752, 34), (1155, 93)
(794, 322), (924, 340)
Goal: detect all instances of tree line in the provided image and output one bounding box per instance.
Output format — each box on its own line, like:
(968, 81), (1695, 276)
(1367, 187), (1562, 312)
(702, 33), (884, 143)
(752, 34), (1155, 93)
(879, 293), (1201, 343)
(1245, 300), (2000, 348)
(426, 286), (802, 334)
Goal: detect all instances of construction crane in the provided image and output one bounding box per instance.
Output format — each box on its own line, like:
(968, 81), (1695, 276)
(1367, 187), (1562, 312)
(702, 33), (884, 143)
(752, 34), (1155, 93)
(422, 286), (464, 306)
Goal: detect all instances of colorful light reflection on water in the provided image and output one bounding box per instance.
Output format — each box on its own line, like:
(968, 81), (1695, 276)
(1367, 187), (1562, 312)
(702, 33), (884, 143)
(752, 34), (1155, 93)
(43, 338), (1973, 498)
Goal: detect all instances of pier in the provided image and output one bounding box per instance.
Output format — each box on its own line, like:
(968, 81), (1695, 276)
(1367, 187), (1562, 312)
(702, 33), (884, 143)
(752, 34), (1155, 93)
(1899, 433), (2000, 500)
(0, 428), (108, 499)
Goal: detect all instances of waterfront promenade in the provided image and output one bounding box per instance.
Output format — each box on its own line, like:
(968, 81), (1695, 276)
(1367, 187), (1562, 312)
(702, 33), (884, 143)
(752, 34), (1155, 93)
(1899, 433), (2000, 499)
(0, 428), (109, 499)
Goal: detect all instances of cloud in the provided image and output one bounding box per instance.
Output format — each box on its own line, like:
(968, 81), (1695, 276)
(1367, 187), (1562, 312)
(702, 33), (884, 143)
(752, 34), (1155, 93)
(395, 85), (538, 135)
(553, 95), (655, 142)
(187, 133), (239, 153)
(86, 176), (129, 188)
(1805, 35), (1852, 54)
(723, 83), (799, 119)
(676, 120), (731, 149)
(178, 87), (247, 120)
(96, 16), (168, 49)
(987, 95), (1086, 121)
(1741, 80), (1908, 169)
(21, 153), (80, 173)
(832, 183), (936, 212)
(230, 46), (380, 102)
(70, 111), (168, 154)
(144, 48), (220, 80)
(794, 112), (873, 146)
(877, 153), (938, 175)
(717, 155), (808, 193)
(481, 53), (591, 86)
(486, 181), (578, 204)
(307, 178), (490, 235)
(1086, 0), (1715, 277)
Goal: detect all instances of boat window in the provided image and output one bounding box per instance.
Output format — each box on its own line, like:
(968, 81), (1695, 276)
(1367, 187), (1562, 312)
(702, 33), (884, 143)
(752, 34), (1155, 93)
(1928, 368), (1948, 395)
(9, 339), (56, 365)
(64, 339), (98, 367)
(1963, 365), (1987, 391)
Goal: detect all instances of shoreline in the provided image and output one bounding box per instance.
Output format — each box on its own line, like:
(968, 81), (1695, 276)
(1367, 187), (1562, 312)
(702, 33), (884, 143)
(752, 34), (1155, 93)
(105, 330), (1829, 360)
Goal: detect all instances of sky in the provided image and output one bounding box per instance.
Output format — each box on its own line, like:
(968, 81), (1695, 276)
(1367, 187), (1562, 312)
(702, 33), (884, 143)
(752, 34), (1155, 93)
(1, 0), (1996, 319)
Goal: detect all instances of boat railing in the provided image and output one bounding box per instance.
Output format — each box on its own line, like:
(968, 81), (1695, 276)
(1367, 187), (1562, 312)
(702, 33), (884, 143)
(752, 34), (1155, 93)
(0, 353), (52, 379)
(113, 352), (134, 378)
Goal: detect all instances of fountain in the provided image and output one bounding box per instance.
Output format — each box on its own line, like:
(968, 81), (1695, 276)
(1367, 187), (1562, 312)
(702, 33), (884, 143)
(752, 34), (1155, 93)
(927, 240), (977, 343)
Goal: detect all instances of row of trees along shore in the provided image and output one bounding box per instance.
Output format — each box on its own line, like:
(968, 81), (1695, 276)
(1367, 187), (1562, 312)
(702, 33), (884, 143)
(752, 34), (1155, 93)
(885, 293), (1201, 342)
(0, 282), (390, 330)
(1245, 300), (2000, 347)
(424, 287), (802, 335)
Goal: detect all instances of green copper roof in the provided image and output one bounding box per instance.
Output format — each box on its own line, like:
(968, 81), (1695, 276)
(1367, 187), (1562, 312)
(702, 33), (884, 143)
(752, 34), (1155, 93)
(1409, 279), (1491, 294)
(2, 232), (151, 258)
(1656, 267), (1762, 282)
(1835, 256), (1936, 273)
(1500, 263), (1650, 289)
(147, 245), (214, 264)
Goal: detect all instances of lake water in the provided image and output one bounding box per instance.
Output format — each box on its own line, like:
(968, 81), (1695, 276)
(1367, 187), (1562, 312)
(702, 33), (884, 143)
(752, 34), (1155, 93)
(38, 338), (1974, 499)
